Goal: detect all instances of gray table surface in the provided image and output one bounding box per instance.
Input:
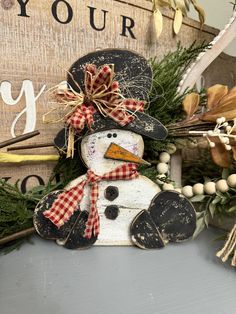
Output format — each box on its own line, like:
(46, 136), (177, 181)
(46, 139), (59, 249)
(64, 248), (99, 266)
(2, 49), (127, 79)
(0, 228), (235, 314)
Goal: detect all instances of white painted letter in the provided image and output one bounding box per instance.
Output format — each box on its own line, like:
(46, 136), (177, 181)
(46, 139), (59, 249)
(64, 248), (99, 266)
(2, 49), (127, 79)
(0, 80), (46, 137)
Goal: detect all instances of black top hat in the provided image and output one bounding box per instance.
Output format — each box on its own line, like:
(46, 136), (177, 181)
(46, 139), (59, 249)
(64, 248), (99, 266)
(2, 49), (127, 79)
(54, 49), (167, 151)
(68, 49), (152, 101)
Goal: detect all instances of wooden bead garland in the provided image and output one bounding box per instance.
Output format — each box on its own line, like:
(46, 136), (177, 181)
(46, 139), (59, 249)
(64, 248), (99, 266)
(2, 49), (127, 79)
(155, 147), (176, 187)
(170, 173), (236, 198)
(155, 143), (236, 197)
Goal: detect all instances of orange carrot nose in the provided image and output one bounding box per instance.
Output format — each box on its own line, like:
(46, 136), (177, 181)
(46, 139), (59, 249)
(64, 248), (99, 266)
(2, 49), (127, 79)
(104, 143), (150, 166)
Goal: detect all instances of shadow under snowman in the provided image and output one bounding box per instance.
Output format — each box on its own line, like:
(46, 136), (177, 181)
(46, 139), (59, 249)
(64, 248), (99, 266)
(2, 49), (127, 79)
(34, 49), (196, 249)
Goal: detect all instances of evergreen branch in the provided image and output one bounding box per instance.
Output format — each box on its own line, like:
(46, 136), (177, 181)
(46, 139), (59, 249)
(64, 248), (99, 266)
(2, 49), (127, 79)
(148, 41), (209, 125)
(144, 42), (209, 161)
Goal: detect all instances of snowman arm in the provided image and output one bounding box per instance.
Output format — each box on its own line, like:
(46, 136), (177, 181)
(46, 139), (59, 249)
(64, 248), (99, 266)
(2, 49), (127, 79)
(65, 174), (87, 190)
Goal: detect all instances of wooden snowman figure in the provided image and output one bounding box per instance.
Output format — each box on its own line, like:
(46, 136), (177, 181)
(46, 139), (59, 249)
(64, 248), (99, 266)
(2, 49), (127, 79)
(34, 49), (197, 249)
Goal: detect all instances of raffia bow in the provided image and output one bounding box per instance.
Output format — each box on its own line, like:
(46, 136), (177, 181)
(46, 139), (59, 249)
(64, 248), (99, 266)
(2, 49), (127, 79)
(44, 64), (145, 157)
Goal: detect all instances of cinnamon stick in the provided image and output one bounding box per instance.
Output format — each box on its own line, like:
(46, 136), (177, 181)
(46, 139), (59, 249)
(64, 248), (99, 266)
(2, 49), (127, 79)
(0, 227), (36, 246)
(7, 143), (54, 151)
(0, 131), (40, 149)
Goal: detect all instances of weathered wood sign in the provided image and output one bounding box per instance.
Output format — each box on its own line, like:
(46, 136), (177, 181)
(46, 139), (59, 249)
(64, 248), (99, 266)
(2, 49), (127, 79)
(0, 0), (217, 189)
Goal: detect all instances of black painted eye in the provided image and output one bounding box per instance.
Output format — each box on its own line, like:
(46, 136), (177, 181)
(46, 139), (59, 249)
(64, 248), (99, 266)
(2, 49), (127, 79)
(107, 133), (112, 138)
(113, 133), (117, 138)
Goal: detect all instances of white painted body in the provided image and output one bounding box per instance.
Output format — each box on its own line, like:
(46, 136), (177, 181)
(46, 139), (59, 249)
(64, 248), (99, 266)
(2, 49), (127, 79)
(65, 128), (161, 245)
(67, 175), (160, 245)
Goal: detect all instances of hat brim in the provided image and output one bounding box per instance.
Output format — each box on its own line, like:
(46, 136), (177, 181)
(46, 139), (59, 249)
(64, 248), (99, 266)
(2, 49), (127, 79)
(54, 111), (167, 152)
(86, 112), (168, 140)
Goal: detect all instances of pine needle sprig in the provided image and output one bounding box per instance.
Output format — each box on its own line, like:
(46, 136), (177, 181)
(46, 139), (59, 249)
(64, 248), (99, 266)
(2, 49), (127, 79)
(144, 42), (209, 159)
(51, 152), (87, 188)
(0, 180), (36, 239)
(0, 177), (62, 252)
(148, 41), (209, 125)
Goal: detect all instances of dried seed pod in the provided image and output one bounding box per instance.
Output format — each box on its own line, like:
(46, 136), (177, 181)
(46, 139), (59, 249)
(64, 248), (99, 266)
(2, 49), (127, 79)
(153, 9), (163, 39)
(182, 92), (200, 118)
(191, 0), (205, 26)
(207, 84), (228, 109)
(173, 8), (183, 35)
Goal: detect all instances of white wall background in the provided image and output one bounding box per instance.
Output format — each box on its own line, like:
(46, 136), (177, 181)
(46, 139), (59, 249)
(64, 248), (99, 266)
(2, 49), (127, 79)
(189, 0), (236, 56)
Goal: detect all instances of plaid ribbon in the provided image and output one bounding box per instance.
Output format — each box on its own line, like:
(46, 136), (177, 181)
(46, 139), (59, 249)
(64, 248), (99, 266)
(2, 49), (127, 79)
(64, 64), (145, 132)
(43, 163), (139, 238)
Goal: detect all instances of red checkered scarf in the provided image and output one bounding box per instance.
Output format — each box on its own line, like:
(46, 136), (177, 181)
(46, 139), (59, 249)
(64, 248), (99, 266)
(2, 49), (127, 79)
(43, 163), (139, 239)
(59, 64), (145, 131)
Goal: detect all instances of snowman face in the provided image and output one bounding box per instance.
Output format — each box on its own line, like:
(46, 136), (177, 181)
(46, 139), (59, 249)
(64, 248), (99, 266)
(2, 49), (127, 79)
(81, 129), (144, 175)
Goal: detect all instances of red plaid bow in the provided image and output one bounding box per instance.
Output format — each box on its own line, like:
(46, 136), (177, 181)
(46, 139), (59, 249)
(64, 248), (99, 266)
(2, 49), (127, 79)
(64, 64), (145, 132)
(43, 163), (139, 238)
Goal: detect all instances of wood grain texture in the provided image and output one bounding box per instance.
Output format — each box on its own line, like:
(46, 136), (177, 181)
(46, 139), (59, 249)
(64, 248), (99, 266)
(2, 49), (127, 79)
(203, 52), (236, 88)
(66, 174), (161, 245)
(0, 0), (217, 188)
(178, 11), (236, 93)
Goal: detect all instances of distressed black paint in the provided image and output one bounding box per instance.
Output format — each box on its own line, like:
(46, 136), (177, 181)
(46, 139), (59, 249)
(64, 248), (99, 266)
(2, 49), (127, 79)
(104, 186), (119, 201)
(33, 191), (97, 249)
(17, 0), (30, 17)
(87, 111), (167, 141)
(14, 3), (138, 41)
(149, 191), (196, 243)
(120, 15), (136, 39)
(68, 49), (152, 101)
(131, 191), (196, 249)
(1, 177), (11, 183)
(67, 49), (167, 140)
(21, 175), (45, 193)
(63, 211), (97, 249)
(51, 0), (73, 24)
(104, 205), (119, 220)
(130, 210), (165, 249)
(34, 190), (71, 240)
(88, 6), (108, 31)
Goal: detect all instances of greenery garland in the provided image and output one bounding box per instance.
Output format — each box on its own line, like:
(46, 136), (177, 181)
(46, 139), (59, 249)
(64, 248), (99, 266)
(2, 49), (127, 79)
(145, 41), (209, 158)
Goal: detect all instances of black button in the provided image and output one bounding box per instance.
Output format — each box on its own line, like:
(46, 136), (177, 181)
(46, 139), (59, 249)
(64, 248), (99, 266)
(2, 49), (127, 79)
(104, 186), (119, 201)
(104, 205), (119, 220)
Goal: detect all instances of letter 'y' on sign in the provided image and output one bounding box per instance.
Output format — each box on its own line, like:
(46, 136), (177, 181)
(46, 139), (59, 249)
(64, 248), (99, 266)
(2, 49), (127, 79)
(0, 80), (46, 137)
